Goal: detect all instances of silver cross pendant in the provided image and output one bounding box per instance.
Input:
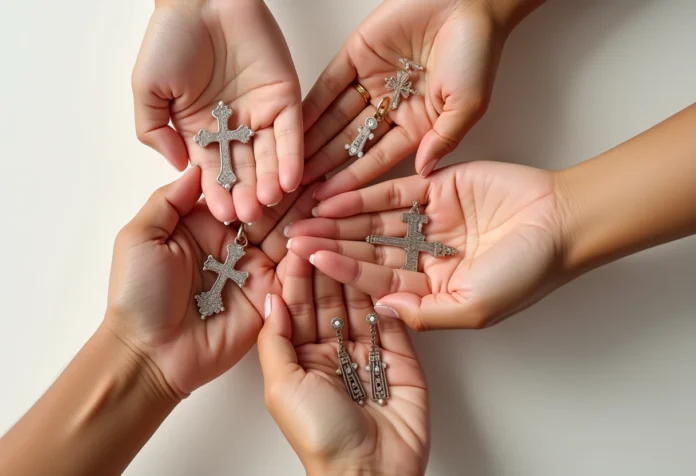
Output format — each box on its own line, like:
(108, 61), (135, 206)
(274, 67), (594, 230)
(193, 101), (254, 191)
(345, 116), (378, 158)
(385, 70), (418, 110)
(195, 226), (250, 319)
(366, 202), (456, 272)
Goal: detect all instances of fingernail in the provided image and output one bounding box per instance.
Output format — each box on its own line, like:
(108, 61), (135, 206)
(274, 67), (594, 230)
(247, 222), (254, 226)
(286, 238), (292, 249)
(268, 201), (280, 207)
(309, 254), (316, 265)
(420, 160), (437, 177)
(311, 207), (318, 217)
(283, 224), (291, 237)
(264, 294), (272, 319)
(312, 188), (319, 200)
(224, 221), (231, 226)
(375, 303), (399, 319)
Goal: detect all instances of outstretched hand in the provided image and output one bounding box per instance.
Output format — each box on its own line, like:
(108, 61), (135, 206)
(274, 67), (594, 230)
(132, 0), (303, 224)
(287, 161), (565, 330)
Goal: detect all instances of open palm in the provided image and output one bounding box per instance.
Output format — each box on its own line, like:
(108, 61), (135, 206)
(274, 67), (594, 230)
(133, 0), (302, 224)
(258, 252), (429, 475)
(287, 161), (565, 330)
(301, 0), (506, 201)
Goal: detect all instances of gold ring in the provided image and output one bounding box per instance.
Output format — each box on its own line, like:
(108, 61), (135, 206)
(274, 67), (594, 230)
(374, 96), (391, 122)
(352, 82), (371, 105)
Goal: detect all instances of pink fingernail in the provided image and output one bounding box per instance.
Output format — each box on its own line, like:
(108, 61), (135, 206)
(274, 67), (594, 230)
(420, 160), (437, 177)
(264, 294), (272, 319)
(283, 224), (291, 237)
(309, 254), (316, 265)
(375, 303), (399, 319)
(311, 207), (319, 217)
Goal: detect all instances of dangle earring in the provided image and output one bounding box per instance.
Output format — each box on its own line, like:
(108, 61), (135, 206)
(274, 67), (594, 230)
(365, 313), (390, 406)
(332, 317), (366, 406)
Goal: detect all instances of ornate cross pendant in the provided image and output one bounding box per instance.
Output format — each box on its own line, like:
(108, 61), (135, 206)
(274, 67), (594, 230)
(193, 101), (254, 190)
(365, 202), (456, 272)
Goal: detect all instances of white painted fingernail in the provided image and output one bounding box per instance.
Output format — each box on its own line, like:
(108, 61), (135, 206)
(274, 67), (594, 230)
(309, 254), (316, 265)
(264, 294), (272, 319)
(268, 202), (280, 207)
(312, 188), (318, 200)
(286, 238), (292, 249)
(283, 225), (291, 237)
(224, 221), (231, 226)
(311, 207), (318, 217)
(247, 222), (254, 226)
(375, 303), (399, 319)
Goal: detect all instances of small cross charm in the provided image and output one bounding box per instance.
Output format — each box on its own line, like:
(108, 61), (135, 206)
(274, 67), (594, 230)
(345, 116), (378, 158)
(385, 70), (419, 110)
(366, 202), (456, 271)
(195, 240), (249, 319)
(193, 101), (254, 190)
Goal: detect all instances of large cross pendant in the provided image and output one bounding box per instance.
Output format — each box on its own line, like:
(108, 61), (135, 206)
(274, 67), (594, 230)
(384, 70), (418, 110)
(193, 101), (254, 190)
(366, 202), (456, 272)
(195, 242), (249, 319)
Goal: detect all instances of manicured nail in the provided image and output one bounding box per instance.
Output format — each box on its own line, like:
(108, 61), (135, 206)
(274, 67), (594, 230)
(247, 222), (254, 226)
(420, 160), (437, 177)
(311, 207), (318, 217)
(224, 221), (231, 226)
(312, 188), (319, 200)
(309, 254), (316, 265)
(264, 294), (272, 319)
(286, 238), (292, 249)
(375, 303), (399, 319)
(283, 224), (291, 237)
(268, 201), (280, 207)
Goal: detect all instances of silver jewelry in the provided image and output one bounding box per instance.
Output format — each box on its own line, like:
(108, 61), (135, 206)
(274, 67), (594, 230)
(345, 97), (391, 159)
(398, 57), (424, 72)
(193, 101), (254, 191)
(366, 202), (456, 272)
(195, 225), (250, 319)
(365, 313), (389, 406)
(385, 70), (418, 110)
(332, 317), (366, 406)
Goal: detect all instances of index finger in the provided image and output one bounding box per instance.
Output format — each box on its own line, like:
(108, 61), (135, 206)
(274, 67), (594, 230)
(302, 48), (356, 132)
(314, 173), (431, 218)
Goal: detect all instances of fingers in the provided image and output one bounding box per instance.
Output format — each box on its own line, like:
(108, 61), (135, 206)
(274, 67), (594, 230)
(132, 77), (189, 171)
(343, 285), (375, 344)
(200, 163), (237, 223)
(371, 311), (418, 360)
(288, 236), (404, 270)
(258, 182), (321, 263)
(274, 103), (304, 193)
(313, 269), (349, 342)
(302, 107), (390, 186)
(313, 173), (431, 218)
(253, 128), (283, 206)
(231, 143), (263, 224)
(308, 251), (431, 300)
(375, 292), (486, 332)
(282, 251), (317, 345)
(304, 86), (368, 159)
(302, 47), (356, 132)
(124, 167), (202, 242)
(258, 294), (304, 386)
(286, 212), (406, 241)
(415, 97), (487, 176)
(313, 126), (418, 201)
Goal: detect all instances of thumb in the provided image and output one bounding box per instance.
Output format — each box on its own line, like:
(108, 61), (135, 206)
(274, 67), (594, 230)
(258, 294), (303, 386)
(414, 95), (488, 177)
(375, 291), (487, 331)
(126, 166), (202, 242)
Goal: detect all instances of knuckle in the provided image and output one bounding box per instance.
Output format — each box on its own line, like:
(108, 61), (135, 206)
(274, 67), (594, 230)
(286, 301), (314, 319)
(314, 294), (345, 311)
(388, 270), (403, 295)
(386, 184), (402, 208)
(368, 145), (391, 168)
(318, 70), (343, 96)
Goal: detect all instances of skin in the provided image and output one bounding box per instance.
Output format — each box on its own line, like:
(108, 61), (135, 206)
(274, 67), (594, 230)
(133, 0), (303, 224)
(301, 0), (545, 201)
(287, 102), (696, 331)
(259, 252), (429, 476)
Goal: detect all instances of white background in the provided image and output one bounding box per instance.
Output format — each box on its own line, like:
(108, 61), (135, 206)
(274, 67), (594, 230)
(1, 1), (695, 475)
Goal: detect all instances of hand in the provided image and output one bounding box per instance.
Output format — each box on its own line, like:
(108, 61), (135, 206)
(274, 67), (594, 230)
(286, 161), (565, 330)
(105, 167), (282, 397)
(258, 252), (429, 475)
(132, 0), (303, 224)
(301, 0), (542, 201)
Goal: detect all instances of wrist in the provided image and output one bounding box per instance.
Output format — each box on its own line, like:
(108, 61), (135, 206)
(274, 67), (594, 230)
(305, 459), (422, 476)
(485, 0), (547, 34)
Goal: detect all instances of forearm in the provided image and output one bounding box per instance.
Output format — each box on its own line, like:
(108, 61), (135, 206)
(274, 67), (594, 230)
(0, 325), (179, 475)
(557, 102), (696, 275)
